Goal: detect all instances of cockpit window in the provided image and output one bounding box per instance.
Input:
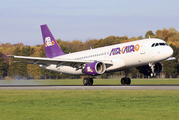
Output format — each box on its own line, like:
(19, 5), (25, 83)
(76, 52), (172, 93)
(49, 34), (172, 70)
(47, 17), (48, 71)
(151, 42), (169, 47)
(155, 43), (159, 46)
(159, 43), (165, 46)
(151, 43), (155, 47)
(165, 43), (169, 46)
(151, 43), (169, 47)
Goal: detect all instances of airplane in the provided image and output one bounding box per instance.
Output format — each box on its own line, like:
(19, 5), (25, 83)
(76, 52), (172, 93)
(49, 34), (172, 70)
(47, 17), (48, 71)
(3, 24), (175, 85)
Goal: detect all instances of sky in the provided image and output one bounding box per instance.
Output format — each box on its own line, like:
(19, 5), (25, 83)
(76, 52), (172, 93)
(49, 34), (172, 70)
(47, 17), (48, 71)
(0, 0), (179, 46)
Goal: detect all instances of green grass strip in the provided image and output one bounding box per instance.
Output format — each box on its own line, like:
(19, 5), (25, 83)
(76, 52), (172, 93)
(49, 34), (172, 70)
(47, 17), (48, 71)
(0, 90), (179, 120)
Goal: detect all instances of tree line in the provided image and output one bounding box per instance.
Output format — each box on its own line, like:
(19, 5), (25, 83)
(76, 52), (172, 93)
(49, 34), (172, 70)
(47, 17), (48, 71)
(0, 27), (179, 79)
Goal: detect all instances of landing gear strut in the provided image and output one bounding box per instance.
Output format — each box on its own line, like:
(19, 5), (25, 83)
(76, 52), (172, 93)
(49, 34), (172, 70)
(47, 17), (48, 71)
(83, 78), (93, 86)
(149, 63), (156, 77)
(121, 77), (131, 85)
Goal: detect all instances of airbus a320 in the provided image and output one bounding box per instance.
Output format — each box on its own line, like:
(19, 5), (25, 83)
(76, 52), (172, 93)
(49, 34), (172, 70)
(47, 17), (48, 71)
(3, 24), (175, 85)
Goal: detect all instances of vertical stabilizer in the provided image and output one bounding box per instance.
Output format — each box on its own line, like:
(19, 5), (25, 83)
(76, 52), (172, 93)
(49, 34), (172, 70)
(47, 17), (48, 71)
(41, 24), (65, 58)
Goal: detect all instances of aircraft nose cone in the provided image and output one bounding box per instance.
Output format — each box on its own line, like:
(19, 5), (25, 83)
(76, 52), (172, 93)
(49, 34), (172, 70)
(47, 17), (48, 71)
(165, 46), (173, 57)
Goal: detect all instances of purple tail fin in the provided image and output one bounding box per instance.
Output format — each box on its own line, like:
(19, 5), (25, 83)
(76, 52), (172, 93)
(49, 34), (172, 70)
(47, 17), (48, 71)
(41, 24), (65, 58)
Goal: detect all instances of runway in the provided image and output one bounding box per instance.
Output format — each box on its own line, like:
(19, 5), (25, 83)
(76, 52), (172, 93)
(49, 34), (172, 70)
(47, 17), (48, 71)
(0, 85), (179, 90)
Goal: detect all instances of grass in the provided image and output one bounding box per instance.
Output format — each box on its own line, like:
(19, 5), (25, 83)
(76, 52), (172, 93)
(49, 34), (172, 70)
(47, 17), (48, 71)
(0, 90), (179, 120)
(0, 78), (179, 85)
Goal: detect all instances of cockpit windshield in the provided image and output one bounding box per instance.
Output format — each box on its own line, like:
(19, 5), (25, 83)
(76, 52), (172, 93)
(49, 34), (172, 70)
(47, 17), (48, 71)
(151, 43), (169, 47)
(165, 43), (169, 46)
(151, 43), (155, 47)
(159, 43), (165, 46)
(155, 43), (159, 46)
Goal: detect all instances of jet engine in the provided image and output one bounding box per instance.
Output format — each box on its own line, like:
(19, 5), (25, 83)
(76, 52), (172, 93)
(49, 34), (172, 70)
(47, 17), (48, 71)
(83, 61), (106, 76)
(137, 63), (163, 76)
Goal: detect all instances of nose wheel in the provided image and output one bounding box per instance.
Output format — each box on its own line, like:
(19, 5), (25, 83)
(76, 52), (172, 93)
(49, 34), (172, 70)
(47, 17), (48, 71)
(121, 77), (131, 85)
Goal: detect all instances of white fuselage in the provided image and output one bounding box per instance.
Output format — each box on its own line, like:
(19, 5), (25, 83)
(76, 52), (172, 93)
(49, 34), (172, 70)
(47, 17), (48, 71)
(44, 38), (173, 75)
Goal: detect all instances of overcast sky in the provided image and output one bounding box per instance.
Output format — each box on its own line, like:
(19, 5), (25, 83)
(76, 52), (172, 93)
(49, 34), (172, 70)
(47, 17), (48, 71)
(1, 0), (179, 46)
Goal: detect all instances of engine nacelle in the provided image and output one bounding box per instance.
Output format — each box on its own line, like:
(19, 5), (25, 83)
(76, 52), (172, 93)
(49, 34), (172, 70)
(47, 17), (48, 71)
(137, 63), (163, 76)
(83, 61), (106, 76)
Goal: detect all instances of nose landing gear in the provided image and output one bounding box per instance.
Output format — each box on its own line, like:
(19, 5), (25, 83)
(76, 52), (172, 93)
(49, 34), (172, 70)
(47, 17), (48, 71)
(149, 63), (156, 77)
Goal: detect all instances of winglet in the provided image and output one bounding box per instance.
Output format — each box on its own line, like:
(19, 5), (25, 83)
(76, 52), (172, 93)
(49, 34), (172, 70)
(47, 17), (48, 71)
(3, 54), (6, 59)
(40, 24), (66, 58)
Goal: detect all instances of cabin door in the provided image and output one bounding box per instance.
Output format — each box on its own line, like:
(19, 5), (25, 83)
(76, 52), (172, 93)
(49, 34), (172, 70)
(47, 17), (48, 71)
(140, 41), (146, 54)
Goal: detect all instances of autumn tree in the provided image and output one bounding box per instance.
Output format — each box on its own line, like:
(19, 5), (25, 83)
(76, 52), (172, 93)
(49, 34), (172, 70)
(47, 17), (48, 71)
(168, 27), (178, 37)
(145, 30), (154, 38)
(162, 61), (178, 78)
(156, 30), (162, 39)
(27, 64), (42, 79)
(0, 52), (8, 79)
(10, 46), (35, 79)
(83, 39), (97, 50)
(161, 29), (170, 42)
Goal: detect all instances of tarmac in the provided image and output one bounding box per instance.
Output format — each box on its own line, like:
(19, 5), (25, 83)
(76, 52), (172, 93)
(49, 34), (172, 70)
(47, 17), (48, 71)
(0, 85), (179, 90)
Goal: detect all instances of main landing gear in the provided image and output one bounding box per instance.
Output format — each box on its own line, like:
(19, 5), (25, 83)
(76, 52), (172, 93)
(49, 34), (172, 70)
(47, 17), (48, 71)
(83, 78), (93, 86)
(120, 70), (131, 85)
(83, 77), (131, 86)
(121, 77), (131, 85)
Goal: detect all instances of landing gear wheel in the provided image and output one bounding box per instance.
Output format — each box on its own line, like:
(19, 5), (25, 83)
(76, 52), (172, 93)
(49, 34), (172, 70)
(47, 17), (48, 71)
(83, 78), (89, 86)
(121, 78), (126, 85)
(88, 78), (93, 86)
(125, 77), (131, 85)
(151, 73), (153, 77)
(121, 77), (131, 85)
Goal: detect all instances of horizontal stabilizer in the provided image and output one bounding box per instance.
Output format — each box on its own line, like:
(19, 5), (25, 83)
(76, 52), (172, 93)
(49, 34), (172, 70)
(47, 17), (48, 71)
(3, 54), (6, 59)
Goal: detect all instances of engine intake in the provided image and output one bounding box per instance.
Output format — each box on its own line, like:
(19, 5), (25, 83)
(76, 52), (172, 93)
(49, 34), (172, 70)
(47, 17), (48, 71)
(83, 61), (106, 76)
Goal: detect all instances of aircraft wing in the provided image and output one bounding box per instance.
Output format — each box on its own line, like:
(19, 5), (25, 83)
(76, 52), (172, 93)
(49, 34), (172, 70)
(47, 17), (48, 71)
(165, 57), (175, 61)
(4, 55), (113, 68)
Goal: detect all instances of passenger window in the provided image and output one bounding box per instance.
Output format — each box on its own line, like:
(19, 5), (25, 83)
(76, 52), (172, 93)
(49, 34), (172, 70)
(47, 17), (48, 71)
(151, 43), (155, 47)
(155, 43), (159, 46)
